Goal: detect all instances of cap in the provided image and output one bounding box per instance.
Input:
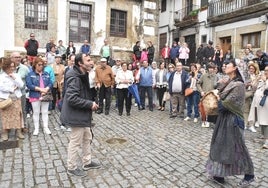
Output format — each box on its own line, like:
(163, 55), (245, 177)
(100, 58), (107, 62)
(55, 54), (62, 58)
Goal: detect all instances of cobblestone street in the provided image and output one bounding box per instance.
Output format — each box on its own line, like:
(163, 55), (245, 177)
(0, 104), (267, 188)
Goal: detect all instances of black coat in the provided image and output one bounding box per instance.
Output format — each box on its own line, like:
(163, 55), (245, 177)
(60, 65), (94, 127)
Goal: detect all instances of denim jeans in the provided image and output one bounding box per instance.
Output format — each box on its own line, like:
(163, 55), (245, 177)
(140, 86), (153, 109)
(186, 91), (200, 118)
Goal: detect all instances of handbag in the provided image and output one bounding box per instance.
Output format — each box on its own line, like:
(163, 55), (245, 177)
(40, 92), (53, 102)
(0, 98), (13, 110)
(163, 91), (170, 101)
(260, 89), (268, 107)
(185, 88), (194, 96)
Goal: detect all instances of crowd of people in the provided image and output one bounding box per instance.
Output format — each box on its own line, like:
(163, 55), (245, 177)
(0, 34), (267, 186)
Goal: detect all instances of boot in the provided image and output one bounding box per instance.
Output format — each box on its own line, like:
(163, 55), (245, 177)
(1, 129), (8, 141)
(17, 129), (25, 139)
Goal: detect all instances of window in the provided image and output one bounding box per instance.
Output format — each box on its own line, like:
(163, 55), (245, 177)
(110, 9), (127, 38)
(201, 0), (208, 8)
(241, 32), (261, 48)
(69, 3), (91, 43)
(24, 0), (48, 30)
(201, 35), (207, 44)
(161, 0), (167, 12)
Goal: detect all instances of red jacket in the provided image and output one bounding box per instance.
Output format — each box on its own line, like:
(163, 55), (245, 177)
(161, 47), (170, 59)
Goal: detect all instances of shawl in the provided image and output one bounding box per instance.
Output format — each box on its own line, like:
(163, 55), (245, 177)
(219, 78), (245, 119)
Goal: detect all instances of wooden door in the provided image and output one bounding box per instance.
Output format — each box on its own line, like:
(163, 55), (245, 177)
(220, 37), (232, 55)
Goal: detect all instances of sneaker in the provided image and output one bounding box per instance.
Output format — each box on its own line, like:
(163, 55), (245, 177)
(254, 121), (259, 127)
(248, 126), (257, 133)
(26, 113), (31, 118)
(60, 125), (67, 130)
(82, 161), (101, 171)
(262, 140), (268, 149)
(134, 103), (138, 107)
(201, 122), (210, 128)
(33, 129), (39, 136)
(44, 128), (51, 135)
(66, 128), (72, 132)
(237, 178), (255, 187)
(48, 111), (51, 115)
(67, 168), (87, 177)
(194, 118), (198, 123)
(184, 117), (191, 121)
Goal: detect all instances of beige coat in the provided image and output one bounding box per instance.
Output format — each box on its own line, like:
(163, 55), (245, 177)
(248, 79), (268, 125)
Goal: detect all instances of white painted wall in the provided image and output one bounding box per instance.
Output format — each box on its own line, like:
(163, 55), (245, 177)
(0, 0), (15, 56)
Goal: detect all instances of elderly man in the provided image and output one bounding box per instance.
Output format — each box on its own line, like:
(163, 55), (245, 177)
(138, 60), (154, 111)
(79, 39), (91, 55)
(197, 63), (217, 127)
(95, 58), (115, 115)
(11, 52), (30, 135)
(168, 62), (189, 118)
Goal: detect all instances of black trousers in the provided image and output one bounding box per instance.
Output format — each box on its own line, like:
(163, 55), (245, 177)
(117, 88), (132, 114)
(98, 84), (111, 112)
(157, 87), (166, 107)
(52, 87), (61, 110)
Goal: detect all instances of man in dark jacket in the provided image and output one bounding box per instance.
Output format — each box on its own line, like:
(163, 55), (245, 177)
(256, 49), (268, 71)
(168, 62), (189, 118)
(202, 40), (214, 66)
(60, 53), (100, 177)
(24, 33), (39, 63)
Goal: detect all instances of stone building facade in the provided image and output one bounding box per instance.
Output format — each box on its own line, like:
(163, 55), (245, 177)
(0, 0), (160, 62)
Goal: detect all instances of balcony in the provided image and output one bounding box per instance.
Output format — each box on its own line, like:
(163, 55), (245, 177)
(174, 5), (199, 28)
(207, 0), (268, 26)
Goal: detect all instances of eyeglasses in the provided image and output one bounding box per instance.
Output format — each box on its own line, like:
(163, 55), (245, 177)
(30, 36), (35, 37)
(37, 64), (44, 67)
(13, 56), (21, 58)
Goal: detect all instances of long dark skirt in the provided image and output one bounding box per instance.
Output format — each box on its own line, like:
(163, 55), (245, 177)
(206, 111), (254, 177)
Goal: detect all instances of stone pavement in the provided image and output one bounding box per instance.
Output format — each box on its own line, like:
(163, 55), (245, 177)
(0, 104), (267, 188)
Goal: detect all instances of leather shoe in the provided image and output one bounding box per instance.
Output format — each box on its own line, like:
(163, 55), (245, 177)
(169, 114), (177, 118)
(119, 112), (122, 116)
(96, 110), (103, 114)
(139, 107), (145, 110)
(127, 112), (130, 116)
(105, 111), (109, 115)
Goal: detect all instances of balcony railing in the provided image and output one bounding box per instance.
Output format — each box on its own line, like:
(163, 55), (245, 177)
(208, 0), (265, 17)
(174, 5), (199, 22)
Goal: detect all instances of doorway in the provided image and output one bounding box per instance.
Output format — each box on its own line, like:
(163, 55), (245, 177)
(185, 34), (196, 64)
(220, 37), (232, 56)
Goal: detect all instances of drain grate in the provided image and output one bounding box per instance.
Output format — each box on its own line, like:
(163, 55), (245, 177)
(106, 137), (127, 145)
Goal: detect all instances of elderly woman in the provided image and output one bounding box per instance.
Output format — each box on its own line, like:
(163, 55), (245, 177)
(248, 66), (268, 148)
(26, 57), (53, 136)
(206, 60), (255, 187)
(244, 62), (260, 132)
(0, 58), (25, 140)
(116, 62), (134, 116)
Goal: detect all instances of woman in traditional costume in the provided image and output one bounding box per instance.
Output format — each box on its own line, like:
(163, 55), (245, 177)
(206, 59), (255, 187)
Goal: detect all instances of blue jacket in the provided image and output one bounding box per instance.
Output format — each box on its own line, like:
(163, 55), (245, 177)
(170, 46), (180, 60)
(26, 71), (53, 99)
(80, 44), (91, 54)
(168, 70), (189, 95)
(139, 67), (153, 86)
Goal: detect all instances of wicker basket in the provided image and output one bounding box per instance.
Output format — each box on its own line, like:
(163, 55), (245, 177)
(200, 90), (219, 116)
